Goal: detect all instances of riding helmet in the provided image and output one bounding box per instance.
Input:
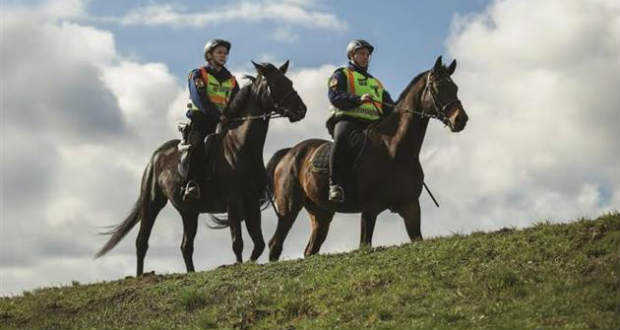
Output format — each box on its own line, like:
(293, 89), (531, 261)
(346, 39), (374, 59)
(204, 39), (231, 61)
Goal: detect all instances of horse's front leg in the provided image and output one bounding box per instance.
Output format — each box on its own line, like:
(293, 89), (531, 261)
(180, 212), (199, 272)
(244, 197), (265, 261)
(396, 200), (422, 241)
(227, 200), (244, 263)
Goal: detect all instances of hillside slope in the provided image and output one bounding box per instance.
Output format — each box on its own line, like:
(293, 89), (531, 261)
(2, 212), (619, 330)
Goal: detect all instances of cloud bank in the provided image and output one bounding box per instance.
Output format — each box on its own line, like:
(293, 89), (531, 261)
(421, 0), (620, 234)
(2, 0), (619, 295)
(116, 0), (347, 31)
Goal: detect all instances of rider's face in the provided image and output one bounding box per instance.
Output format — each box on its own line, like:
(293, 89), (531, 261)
(352, 48), (370, 68)
(209, 46), (229, 66)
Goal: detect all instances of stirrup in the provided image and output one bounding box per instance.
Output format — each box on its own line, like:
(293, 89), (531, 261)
(329, 184), (345, 203)
(183, 181), (201, 201)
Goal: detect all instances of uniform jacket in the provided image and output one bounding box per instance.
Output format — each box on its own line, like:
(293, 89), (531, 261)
(326, 62), (395, 134)
(187, 64), (240, 121)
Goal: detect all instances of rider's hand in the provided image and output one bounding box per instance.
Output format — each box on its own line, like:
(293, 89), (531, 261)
(360, 94), (372, 103)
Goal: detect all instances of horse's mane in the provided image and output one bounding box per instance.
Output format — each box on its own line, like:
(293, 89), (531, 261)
(222, 74), (266, 130)
(367, 70), (429, 136)
(396, 70), (429, 104)
(227, 83), (253, 115)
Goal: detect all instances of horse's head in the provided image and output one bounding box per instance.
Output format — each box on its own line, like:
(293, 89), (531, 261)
(420, 56), (468, 132)
(251, 61), (307, 122)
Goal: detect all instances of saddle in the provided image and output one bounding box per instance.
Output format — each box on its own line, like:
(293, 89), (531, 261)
(309, 135), (369, 206)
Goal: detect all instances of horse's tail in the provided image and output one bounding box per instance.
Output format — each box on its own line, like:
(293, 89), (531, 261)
(94, 160), (155, 258)
(264, 148), (292, 208)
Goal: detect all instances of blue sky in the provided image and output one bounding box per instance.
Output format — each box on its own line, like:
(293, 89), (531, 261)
(32, 0), (490, 90)
(2, 0), (619, 295)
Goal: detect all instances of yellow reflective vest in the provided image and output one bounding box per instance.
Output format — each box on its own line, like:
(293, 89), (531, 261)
(189, 67), (237, 113)
(330, 68), (384, 121)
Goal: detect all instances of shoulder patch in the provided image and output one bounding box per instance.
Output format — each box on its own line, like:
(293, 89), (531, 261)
(329, 77), (338, 88)
(195, 78), (205, 88)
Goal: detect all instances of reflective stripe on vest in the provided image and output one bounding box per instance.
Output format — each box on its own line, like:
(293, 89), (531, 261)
(189, 68), (237, 113)
(330, 68), (384, 121)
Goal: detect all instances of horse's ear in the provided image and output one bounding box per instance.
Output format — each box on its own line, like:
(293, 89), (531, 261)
(433, 56), (443, 72)
(447, 59), (457, 75)
(279, 60), (290, 74)
(252, 61), (267, 76)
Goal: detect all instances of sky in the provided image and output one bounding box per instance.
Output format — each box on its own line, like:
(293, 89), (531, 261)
(1, 0), (619, 296)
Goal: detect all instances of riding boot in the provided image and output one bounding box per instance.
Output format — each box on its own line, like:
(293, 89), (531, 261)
(178, 122), (205, 201)
(328, 119), (363, 203)
(328, 134), (346, 203)
(178, 145), (202, 202)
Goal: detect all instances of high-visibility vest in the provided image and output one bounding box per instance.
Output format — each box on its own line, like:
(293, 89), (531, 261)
(330, 68), (384, 121)
(189, 67), (237, 113)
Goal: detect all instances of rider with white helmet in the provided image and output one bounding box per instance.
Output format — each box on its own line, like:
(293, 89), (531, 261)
(326, 39), (395, 203)
(180, 39), (239, 201)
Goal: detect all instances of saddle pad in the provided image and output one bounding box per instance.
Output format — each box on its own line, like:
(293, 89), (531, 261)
(310, 142), (332, 173)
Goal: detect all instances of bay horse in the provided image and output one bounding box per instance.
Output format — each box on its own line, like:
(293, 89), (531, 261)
(266, 56), (468, 261)
(95, 61), (307, 275)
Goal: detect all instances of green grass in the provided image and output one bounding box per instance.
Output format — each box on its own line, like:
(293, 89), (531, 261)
(2, 212), (619, 329)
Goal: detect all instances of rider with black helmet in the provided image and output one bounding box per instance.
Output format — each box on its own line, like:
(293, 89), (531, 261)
(326, 39), (395, 203)
(179, 39), (239, 201)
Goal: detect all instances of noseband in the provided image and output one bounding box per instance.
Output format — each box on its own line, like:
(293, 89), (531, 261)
(270, 87), (299, 117)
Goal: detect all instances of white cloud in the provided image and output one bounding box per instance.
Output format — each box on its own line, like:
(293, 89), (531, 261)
(416, 0), (620, 235)
(118, 1), (347, 31)
(41, 0), (88, 19)
(0, 0), (343, 296)
(266, 64), (335, 150)
(271, 27), (301, 43)
(0, 1), (189, 295)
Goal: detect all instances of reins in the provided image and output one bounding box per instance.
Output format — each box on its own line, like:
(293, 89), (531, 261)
(226, 112), (287, 122)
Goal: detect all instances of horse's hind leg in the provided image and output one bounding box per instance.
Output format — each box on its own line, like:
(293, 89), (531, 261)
(397, 200), (422, 241)
(136, 195), (167, 276)
(180, 212), (198, 272)
(244, 197), (265, 261)
(268, 196), (302, 262)
(360, 211), (378, 248)
(304, 208), (334, 257)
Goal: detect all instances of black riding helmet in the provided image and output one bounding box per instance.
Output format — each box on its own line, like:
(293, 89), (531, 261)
(346, 39), (374, 59)
(204, 39), (231, 61)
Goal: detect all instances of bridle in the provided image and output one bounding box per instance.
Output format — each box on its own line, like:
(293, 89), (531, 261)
(420, 71), (462, 125)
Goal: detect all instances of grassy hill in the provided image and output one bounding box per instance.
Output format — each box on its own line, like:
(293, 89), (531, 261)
(2, 212), (619, 330)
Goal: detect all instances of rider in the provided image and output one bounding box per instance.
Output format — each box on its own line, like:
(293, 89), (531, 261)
(326, 39), (395, 203)
(179, 39), (239, 201)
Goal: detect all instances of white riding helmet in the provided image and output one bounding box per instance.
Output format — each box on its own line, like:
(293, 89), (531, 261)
(346, 39), (374, 59)
(204, 39), (231, 61)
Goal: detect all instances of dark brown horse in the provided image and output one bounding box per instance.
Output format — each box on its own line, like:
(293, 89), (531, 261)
(95, 61), (307, 275)
(266, 56), (468, 261)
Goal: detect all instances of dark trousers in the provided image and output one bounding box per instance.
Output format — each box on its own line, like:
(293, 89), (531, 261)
(329, 119), (369, 186)
(182, 111), (218, 182)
